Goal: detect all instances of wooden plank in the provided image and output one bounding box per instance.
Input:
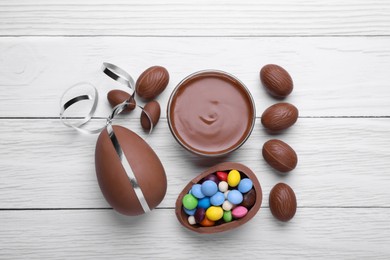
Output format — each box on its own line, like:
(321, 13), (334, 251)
(0, 0), (390, 36)
(1, 208), (389, 259)
(0, 37), (390, 117)
(1, 118), (389, 208)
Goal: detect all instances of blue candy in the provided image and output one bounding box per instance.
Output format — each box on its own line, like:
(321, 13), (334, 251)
(184, 207), (196, 216)
(197, 197), (211, 209)
(227, 190), (243, 205)
(210, 192), (225, 206)
(191, 184), (205, 199)
(201, 180), (218, 197)
(238, 178), (253, 194)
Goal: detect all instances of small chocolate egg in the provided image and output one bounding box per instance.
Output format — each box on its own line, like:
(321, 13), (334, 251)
(141, 100), (161, 131)
(260, 64), (293, 99)
(261, 102), (298, 133)
(269, 183), (297, 222)
(95, 125), (167, 216)
(262, 139), (298, 172)
(107, 89), (136, 113)
(136, 66), (169, 100)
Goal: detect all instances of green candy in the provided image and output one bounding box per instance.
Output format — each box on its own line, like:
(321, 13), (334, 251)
(182, 194), (198, 210)
(223, 210), (232, 222)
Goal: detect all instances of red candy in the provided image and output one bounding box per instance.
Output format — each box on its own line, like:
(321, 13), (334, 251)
(216, 171), (228, 182)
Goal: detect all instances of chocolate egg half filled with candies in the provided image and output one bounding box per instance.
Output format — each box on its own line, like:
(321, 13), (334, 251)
(95, 125), (167, 216)
(175, 162), (262, 234)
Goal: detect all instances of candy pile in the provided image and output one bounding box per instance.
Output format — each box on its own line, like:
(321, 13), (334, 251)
(182, 169), (256, 227)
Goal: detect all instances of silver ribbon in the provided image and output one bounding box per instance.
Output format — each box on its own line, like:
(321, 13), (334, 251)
(60, 62), (154, 133)
(106, 124), (150, 213)
(60, 62), (155, 213)
(59, 82), (103, 134)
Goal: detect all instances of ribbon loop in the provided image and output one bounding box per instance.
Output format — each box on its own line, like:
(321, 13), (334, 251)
(60, 63), (154, 134)
(102, 62), (135, 90)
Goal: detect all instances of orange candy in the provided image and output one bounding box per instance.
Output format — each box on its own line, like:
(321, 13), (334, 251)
(200, 217), (215, 227)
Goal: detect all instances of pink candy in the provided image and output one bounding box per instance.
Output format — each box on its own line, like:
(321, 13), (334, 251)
(232, 206), (248, 219)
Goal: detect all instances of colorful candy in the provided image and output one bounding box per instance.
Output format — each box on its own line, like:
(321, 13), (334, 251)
(188, 215), (196, 225)
(198, 197), (211, 209)
(210, 192), (225, 206)
(222, 200), (233, 211)
(200, 217), (215, 227)
(223, 210), (233, 222)
(218, 181), (228, 192)
(201, 180), (218, 197)
(203, 174), (219, 184)
(184, 207), (196, 215)
(232, 206), (248, 219)
(238, 178), (253, 193)
(183, 170), (256, 227)
(216, 171), (228, 182)
(227, 190), (243, 205)
(206, 206), (223, 221)
(194, 207), (206, 223)
(182, 194), (198, 210)
(191, 184), (205, 199)
(227, 169), (241, 187)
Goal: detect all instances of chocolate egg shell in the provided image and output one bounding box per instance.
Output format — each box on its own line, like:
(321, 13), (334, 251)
(136, 66), (169, 100)
(175, 162), (262, 234)
(260, 64), (293, 99)
(141, 100), (161, 131)
(95, 125), (167, 216)
(107, 89), (136, 113)
(269, 183), (297, 222)
(262, 139), (298, 172)
(261, 102), (298, 133)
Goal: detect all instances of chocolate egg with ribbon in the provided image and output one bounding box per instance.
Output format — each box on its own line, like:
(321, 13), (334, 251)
(60, 62), (167, 216)
(95, 125), (167, 215)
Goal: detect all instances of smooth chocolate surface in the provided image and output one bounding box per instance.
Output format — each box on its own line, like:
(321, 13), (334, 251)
(95, 125), (167, 216)
(168, 71), (255, 156)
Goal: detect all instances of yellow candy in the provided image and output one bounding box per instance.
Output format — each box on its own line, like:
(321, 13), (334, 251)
(227, 169), (241, 187)
(205, 206), (223, 221)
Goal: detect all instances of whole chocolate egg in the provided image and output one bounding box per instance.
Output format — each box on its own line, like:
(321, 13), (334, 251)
(95, 125), (167, 216)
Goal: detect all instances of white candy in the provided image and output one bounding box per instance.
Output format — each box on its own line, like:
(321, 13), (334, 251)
(222, 200), (233, 211)
(224, 190), (230, 199)
(188, 215), (196, 225)
(218, 181), (228, 192)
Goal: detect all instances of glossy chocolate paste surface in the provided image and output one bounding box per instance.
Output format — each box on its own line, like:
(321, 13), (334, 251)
(169, 71), (254, 155)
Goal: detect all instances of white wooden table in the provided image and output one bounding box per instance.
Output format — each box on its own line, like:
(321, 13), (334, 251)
(1, 1), (390, 259)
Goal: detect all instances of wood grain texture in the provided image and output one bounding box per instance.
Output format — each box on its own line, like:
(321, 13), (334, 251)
(1, 118), (389, 208)
(1, 1), (390, 258)
(1, 209), (389, 259)
(0, 0), (390, 36)
(1, 37), (390, 117)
